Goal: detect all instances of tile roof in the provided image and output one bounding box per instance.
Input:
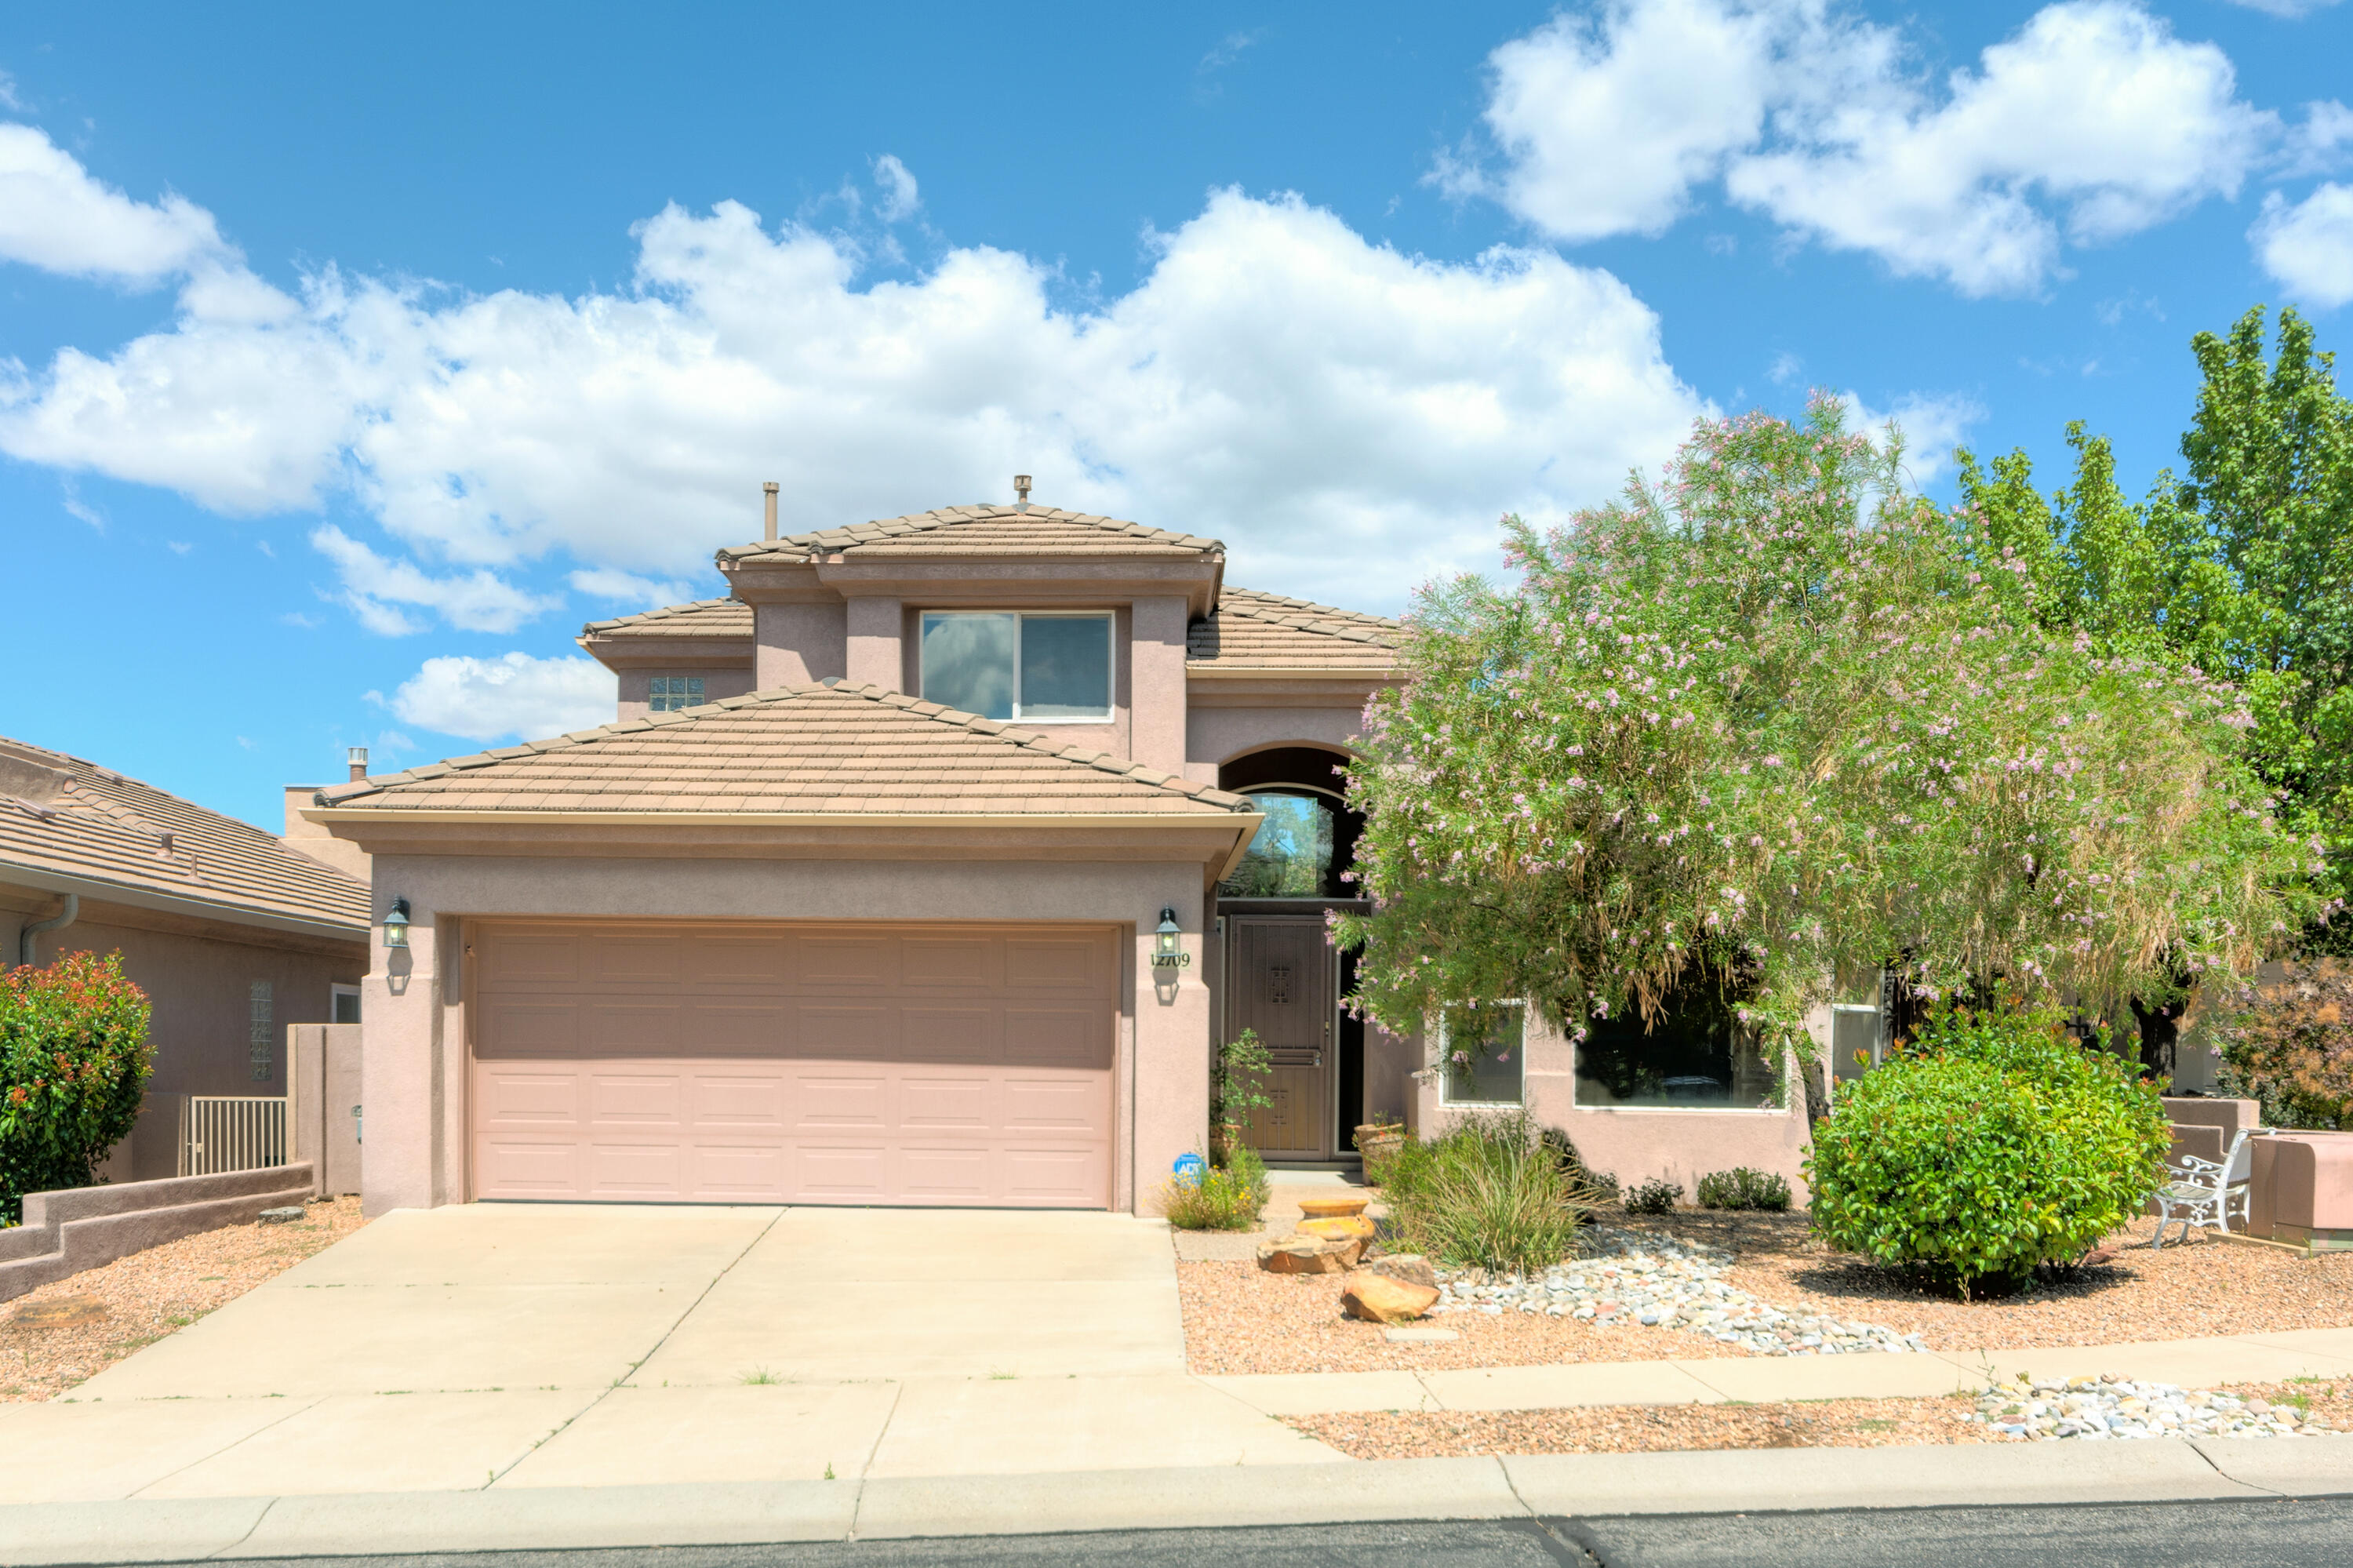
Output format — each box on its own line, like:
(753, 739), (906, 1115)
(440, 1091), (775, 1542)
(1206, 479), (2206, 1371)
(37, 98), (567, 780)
(0, 736), (368, 934)
(1187, 588), (1401, 671)
(580, 598), (751, 640)
(316, 684), (1256, 818)
(718, 505), (1224, 564)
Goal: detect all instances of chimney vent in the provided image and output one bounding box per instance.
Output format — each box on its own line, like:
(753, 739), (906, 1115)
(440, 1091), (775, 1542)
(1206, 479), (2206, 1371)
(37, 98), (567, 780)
(762, 481), (780, 541)
(1013, 474), (1032, 508)
(347, 746), (369, 782)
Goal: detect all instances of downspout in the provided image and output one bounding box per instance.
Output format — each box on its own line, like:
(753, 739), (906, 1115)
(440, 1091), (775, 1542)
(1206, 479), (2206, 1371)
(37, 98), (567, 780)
(17, 892), (78, 969)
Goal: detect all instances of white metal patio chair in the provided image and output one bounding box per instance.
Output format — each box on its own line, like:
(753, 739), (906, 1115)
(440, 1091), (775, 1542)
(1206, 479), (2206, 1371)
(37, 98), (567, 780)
(2151, 1128), (2257, 1247)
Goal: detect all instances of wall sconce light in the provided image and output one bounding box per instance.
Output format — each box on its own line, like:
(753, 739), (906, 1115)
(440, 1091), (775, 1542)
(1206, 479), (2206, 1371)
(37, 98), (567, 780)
(1151, 908), (1191, 970)
(381, 898), (411, 951)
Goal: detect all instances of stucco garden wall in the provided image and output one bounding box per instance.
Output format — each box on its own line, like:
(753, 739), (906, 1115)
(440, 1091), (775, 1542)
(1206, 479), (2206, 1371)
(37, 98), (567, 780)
(358, 853), (1219, 1218)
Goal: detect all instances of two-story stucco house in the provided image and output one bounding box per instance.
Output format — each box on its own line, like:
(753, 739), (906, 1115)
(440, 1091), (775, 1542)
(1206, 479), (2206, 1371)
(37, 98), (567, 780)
(308, 492), (1829, 1218)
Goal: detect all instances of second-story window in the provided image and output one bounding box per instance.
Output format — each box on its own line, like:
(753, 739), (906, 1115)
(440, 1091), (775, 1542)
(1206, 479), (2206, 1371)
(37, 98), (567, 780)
(649, 675), (705, 712)
(919, 613), (1113, 722)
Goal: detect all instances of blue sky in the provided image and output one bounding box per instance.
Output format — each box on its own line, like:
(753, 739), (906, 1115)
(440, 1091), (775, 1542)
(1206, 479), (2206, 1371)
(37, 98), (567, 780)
(2, 0), (2350, 828)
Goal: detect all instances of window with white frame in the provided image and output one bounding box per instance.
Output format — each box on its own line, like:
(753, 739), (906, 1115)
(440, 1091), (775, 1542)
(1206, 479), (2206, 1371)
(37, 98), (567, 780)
(1438, 1002), (1525, 1107)
(919, 612), (1114, 722)
(649, 675), (705, 712)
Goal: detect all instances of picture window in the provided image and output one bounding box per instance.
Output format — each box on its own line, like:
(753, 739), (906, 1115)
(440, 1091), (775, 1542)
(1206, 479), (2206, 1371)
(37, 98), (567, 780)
(1438, 1002), (1525, 1107)
(918, 612), (1113, 722)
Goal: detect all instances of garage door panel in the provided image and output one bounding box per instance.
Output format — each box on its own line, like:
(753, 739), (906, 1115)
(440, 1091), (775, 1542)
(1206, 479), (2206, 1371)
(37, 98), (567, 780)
(900, 937), (995, 988)
(477, 1068), (581, 1126)
(586, 1000), (682, 1055)
(1000, 1075), (1111, 1136)
(471, 922), (1115, 1207)
(798, 1004), (897, 1059)
(477, 1001), (581, 1059)
(793, 1071), (891, 1130)
(1005, 1006), (1111, 1069)
(899, 1006), (999, 1064)
(475, 1137), (584, 1196)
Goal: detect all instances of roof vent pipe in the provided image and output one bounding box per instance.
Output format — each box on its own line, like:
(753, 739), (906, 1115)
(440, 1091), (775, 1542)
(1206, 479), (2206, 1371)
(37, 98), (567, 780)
(347, 747), (369, 782)
(17, 892), (77, 970)
(763, 481), (780, 540)
(1013, 474), (1032, 510)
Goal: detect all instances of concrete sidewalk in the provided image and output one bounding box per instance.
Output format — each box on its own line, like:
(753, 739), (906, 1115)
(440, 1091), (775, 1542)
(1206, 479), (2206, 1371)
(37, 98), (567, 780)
(5, 1439), (2353, 1563)
(1205, 1326), (2353, 1416)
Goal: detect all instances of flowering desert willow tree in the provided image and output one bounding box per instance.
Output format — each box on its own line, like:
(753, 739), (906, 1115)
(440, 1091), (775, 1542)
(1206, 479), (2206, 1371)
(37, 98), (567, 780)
(1334, 398), (2318, 1082)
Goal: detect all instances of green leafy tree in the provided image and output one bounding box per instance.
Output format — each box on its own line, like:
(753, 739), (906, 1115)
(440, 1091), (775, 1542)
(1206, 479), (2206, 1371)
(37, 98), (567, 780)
(2, 951), (153, 1223)
(1336, 397), (2311, 1073)
(1957, 306), (2353, 948)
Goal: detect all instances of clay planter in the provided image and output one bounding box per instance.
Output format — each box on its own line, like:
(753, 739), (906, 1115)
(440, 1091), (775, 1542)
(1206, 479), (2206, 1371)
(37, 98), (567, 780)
(1355, 1124), (1405, 1171)
(1297, 1194), (1372, 1221)
(1297, 1215), (1377, 1244)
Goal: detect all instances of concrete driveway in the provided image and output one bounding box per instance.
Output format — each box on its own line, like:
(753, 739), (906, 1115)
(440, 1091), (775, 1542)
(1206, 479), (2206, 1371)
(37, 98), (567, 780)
(0, 1204), (1339, 1503)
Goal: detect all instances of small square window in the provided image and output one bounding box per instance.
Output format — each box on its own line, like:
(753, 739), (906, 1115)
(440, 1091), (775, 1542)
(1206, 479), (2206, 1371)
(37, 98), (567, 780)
(649, 675), (706, 712)
(919, 613), (1112, 722)
(1438, 1002), (1525, 1107)
(331, 984), (362, 1025)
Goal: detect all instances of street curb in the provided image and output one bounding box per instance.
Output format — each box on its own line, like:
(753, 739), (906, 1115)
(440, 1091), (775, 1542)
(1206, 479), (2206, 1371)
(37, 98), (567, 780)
(4, 1440), (2353, 1563)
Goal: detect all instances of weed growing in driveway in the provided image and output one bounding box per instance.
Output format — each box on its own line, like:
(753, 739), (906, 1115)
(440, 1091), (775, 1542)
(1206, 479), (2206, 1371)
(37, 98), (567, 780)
(740, 1367), (780, 1385)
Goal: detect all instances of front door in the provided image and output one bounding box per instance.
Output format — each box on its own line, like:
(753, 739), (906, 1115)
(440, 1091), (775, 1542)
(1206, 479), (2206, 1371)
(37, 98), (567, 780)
(1230, 916), (1333, 1160)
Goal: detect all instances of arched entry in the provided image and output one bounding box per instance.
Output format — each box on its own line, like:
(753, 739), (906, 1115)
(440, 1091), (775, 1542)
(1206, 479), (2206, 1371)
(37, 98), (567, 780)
(1215, 746), (1368, 1163)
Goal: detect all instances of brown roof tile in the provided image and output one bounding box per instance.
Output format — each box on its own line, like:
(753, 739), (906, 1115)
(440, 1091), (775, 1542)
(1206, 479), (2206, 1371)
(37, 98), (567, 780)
(0, 736), (369, 933)
(718, 506), (1224, 565)
(318, 685), (1257, 818)
(580, 598), (751, 640)
(1187, 588), (1401, 672)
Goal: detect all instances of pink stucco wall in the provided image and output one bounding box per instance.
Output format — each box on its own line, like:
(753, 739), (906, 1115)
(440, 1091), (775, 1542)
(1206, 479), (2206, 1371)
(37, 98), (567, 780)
(358, 854), (1214, 1217)
(2, 895), (365, 1182)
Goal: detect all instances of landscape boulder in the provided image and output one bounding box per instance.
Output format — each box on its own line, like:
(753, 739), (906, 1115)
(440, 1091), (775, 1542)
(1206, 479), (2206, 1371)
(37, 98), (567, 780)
(1257, 1234), (1362, 1274)
(1340, 1270), (1442, 1324)
(1363, 1253), (1439, 1291)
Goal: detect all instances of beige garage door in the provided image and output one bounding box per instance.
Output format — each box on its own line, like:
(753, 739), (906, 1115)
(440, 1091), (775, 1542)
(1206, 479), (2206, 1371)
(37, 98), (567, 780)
(469, 920), (1118, 1207)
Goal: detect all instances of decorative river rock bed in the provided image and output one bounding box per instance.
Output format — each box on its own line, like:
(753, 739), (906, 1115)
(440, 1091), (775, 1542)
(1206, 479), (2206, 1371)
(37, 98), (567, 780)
(1967, 1377), (2337, 1440)
(1427, 1229), (1930, 1356)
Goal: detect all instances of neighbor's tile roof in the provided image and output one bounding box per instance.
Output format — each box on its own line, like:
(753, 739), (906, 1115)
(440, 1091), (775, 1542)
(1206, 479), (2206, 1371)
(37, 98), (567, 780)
(1187, 588), (1400, 672)
(0, 736), (368, 933)
(317, 684), (1256, 817)
(580, 598), (751, 640)
(718, 505), (1223, 564)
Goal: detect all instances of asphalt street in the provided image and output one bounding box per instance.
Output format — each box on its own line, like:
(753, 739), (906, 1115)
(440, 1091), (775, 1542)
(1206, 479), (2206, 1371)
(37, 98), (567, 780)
(193, 1494), (2353, 1568)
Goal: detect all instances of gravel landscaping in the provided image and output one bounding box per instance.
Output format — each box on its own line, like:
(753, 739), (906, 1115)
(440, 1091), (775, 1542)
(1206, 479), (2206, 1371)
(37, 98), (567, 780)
(1286, 1378), (2353, 1461)
(0, 1196), (365, 1402)
(1178, 1187), (2353, 1377)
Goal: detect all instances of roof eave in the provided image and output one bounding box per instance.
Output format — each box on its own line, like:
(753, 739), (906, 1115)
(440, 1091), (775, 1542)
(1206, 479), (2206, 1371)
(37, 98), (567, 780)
(0, 860), (369, 945)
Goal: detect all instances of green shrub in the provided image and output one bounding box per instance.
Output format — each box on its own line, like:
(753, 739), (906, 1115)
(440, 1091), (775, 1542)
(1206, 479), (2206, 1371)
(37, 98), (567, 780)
(1802, 1002), (2169, 1299)
(1696, 1167), (1791, 1211)
(1211, 1029), (1274, 1146)
(1156, 1142), (1271, 1231)
(2, 951), (152, 1224)
(1624, 1177), (1682, 1216)
(1383, 1113), (1605, 1273)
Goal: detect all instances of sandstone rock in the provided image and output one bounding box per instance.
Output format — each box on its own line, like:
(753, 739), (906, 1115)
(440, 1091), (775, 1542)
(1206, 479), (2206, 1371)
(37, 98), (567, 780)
(1341, 1270), (1441, 1324)
(1365, 1253), (1438, 1291)
(1295, 1215), (1377, 1244)
(1257, 1234), (1361, 1274)
(1296, 1195), (1372, 1221)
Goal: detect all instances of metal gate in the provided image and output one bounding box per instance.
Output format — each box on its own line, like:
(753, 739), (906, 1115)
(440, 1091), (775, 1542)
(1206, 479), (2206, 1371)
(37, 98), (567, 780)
(178, 1095), (289, 1176)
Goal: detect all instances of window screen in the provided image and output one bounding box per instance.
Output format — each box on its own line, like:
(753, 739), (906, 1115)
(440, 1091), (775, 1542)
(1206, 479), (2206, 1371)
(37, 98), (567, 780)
(1440, 1003), (1524, 1106)
(920, 613), (1111, 721)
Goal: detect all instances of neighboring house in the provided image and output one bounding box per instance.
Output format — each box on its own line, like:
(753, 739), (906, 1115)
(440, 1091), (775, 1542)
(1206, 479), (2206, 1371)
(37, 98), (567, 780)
(0, 735), (369, 1182)
(305, 495), (1820, 1216)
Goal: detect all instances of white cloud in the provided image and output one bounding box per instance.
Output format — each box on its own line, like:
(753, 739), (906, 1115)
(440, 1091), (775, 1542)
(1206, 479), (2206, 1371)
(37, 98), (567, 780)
(1459, 1), (2276, 297)
(569, 566), (696, 608)
(384, 652), (618, 744)
(0, 75), (24, 113)
(1842, 391), (1984, 483)
(2220, 0), (2340, 16)
(0, 138), (1708, 612)
(2281, 100), (2353, 177)
(0, 123), (224, 283)
(871, 155), (919, 223)
(310, 524), (560, 635)
(1767, 349), (1803, 385)
(2253, 184), (2353, 310)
